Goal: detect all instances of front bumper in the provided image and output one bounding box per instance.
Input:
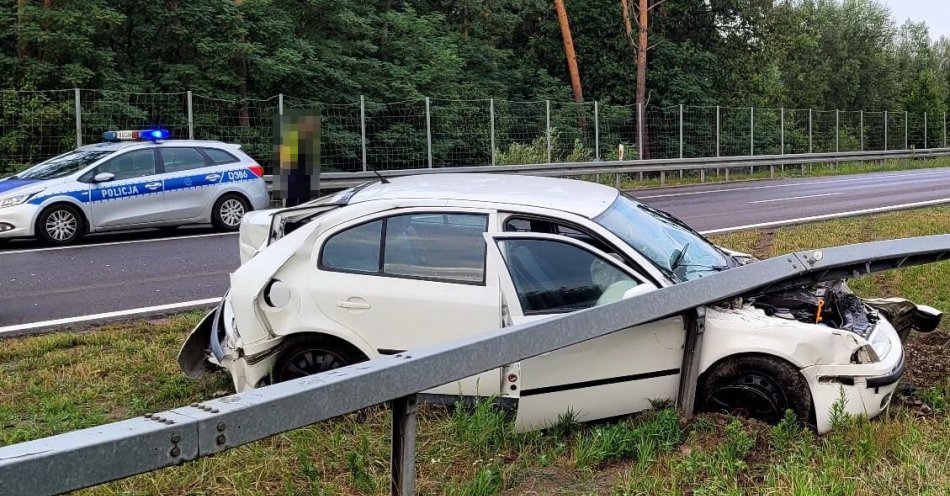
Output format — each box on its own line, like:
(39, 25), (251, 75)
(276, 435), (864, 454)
(801, 318), (906, 433)
(0, 203), (39, 238)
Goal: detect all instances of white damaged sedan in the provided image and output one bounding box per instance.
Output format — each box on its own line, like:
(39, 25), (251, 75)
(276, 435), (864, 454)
(179, 174), (942, 432)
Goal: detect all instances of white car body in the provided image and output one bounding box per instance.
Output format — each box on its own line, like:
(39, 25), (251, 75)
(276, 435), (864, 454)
(180, 174), (936, 433)
(0, 139), (269, 244)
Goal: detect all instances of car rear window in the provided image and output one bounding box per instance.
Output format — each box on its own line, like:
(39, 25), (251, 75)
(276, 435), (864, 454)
(201, 148), (240, 165)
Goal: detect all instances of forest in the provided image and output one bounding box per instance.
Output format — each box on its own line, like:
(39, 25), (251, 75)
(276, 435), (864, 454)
(2, 0), (950, 171)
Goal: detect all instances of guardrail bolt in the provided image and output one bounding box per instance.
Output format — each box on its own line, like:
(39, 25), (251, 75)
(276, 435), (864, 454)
(171, 434), (181, 444)
(216, 434), (227, 446)
(210, 408), (220, 413)
(190, 403), (199, 407)
(216, 422), (226, 432)
(169, 446), (181, 457)
(144, 413), (153, 419)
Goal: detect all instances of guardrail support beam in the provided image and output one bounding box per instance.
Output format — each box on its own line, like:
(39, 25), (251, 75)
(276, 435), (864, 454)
(677, 307), (706, 419)
(391, 395), (418, 496)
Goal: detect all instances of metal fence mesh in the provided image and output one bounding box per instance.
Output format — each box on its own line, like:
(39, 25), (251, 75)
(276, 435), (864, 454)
(1, 89), (948, 176)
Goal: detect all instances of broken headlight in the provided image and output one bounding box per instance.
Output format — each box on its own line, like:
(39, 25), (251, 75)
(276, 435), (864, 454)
(851, 344), (881, 364)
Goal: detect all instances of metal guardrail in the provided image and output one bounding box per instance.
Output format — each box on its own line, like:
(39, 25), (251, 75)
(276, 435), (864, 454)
(264, 148), (950, 190)
(2, 235), (950, 495)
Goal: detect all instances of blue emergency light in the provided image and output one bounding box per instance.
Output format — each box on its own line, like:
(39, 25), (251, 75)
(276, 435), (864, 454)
(102, 128), (171, 142)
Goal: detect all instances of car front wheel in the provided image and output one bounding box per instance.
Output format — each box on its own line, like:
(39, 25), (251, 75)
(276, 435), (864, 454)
(699, 355), (812, 426)
(212, 194), (250, 231)
(36, 204), (84, 245)
(272, 335), (367, 383)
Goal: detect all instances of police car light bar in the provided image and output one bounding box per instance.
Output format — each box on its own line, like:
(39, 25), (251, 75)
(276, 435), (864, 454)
(102, 129), (171, 142)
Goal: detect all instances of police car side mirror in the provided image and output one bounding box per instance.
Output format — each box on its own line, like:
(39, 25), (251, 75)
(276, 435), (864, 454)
(93, 172), (115, 183)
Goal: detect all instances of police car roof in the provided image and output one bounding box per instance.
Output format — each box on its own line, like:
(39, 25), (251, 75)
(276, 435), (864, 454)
(77, 139), (238, 151)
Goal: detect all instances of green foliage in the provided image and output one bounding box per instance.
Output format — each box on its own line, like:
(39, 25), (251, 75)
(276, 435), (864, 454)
(573, 409), (681, 469)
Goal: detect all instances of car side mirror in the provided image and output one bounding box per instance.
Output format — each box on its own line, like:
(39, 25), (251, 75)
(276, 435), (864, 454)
(94, 172), (115, 183)
(622, 284), (657, 300)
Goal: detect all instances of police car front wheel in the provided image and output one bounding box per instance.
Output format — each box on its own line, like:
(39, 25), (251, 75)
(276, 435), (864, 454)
(37, 204), (84, 245)
(212, 194), (250, 231)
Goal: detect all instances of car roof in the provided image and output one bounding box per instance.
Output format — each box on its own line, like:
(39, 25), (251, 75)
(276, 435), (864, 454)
(348, 173), (620, 218)
(76, 139), (239, 152)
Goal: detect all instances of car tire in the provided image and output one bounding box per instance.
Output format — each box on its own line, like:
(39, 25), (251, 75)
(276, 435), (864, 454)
(36, 204), (84, 245)
(272, 335), (367, 383)
(211, 194), (250, 231)
(698, 355), (812, 426)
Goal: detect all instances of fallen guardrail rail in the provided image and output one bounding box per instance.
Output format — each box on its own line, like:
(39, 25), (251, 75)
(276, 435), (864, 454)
(2, 235), (950, 496)
(264, 148), (950, 190)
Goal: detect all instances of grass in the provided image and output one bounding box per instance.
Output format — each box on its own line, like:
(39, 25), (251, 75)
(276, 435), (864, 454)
(575, 155), (950, 190)
(2, 207), (950, 494)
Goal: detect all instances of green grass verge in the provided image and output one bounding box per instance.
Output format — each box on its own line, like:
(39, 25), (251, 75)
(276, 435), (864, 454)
(577, 156), (950, 190)
(2, 208), (950, 495)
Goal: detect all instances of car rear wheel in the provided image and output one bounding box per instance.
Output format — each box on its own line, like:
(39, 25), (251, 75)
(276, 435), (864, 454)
(212, 194), (250, 231)
(699, 355), (812, 426)
(36, 204), (84, 245)
(272, 335), (367, 383)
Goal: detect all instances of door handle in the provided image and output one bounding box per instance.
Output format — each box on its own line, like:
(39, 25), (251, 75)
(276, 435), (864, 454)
(336, 299), (371, 310)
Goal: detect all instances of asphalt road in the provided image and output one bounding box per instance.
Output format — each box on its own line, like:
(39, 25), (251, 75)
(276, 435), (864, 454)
(2, 167), (950, 330)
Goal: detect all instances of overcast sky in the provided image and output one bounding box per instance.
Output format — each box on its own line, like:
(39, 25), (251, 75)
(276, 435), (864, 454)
(881, 0), (950, 40)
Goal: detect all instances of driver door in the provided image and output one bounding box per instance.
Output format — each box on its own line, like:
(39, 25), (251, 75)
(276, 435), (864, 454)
(483, 232), (686, 431)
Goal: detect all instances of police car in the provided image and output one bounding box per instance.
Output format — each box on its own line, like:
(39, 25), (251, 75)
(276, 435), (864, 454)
(0, 129), (269, 245)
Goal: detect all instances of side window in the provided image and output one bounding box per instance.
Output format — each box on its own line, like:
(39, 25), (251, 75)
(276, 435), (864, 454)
(504, 216), (614, 256)
(161, 148), (207, 173)
(497, 238), (639, 315)
(383, 213), (488, 284)
(321, 220), (383, 273)
(201, 148), (240, 165)
(96, 149), (157, 181)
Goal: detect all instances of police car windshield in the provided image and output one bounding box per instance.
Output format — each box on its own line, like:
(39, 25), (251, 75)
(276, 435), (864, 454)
(17, 150), (114, 180)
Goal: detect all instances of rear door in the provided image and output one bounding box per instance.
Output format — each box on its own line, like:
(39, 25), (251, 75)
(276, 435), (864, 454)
(483, 232), (686, 431)
(160, 147), (220, 221)
(86, 148), (166, 228)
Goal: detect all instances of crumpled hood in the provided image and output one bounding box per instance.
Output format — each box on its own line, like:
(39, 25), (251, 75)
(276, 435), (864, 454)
(0, 178), (43, 196)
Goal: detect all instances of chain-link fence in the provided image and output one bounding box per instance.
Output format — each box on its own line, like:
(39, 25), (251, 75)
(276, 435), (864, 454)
(2, 89), (949, 176)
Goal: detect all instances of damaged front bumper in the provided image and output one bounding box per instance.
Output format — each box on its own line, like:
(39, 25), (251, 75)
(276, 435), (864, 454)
(864, 298), (943, 342)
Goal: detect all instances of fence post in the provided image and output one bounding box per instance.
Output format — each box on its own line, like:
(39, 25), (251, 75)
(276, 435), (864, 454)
(924, 112), (928, 149)
(594, 101), (600, 161)
(637, 102), (644, 161)
(278, 93), (284, 116)
(860, 110), (864, 151)
(749, 106), (754, 157)
(780, 107), (784, 155)
(360, 95), (368, 172)
(835, 109), (839, 153)
(187, 91), (194, 139)
(808, 108), (813, 154)
(884, 110), (888, 151)
(74, 88), (82, 147)
(715, 105), (720, 157)
(546, 100), (551, 163)
(391, 395), (418, 496)
(945, 112), (947, 148)
(904, 110), (910, 150)
(490, 98), (496, 166)
(678, 104), (684, 159)
(425, 97), (433, 168)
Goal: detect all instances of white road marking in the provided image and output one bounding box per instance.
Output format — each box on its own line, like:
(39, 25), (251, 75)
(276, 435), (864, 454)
(0, 298), (220, 336)
(747, 192), (843, 204)
(637, 169), (950, 199)
(0, 231), (237, 256)
(699, 197), (950, 235)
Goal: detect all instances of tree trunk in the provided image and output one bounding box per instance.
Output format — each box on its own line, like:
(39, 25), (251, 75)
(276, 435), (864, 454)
(554, 0), (585, 129)
(637, 0), (649, 158)
(16, 0), (29, 61)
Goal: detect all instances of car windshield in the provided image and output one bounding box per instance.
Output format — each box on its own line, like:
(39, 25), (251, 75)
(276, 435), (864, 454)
(15, 150), (114, 180)
(595, 194), (733, 282)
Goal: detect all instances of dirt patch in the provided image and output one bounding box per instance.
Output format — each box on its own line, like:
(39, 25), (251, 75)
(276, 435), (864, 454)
(902, 331), (950, 389)
(501, 463), (626, 496)
(751, 230), (776, 258)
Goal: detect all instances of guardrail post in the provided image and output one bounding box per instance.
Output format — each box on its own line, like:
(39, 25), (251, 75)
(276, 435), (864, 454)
(391, 395), (418, 496)
(884, 110), (888, 151)
(924, 111), (928, 149)
(74, 88), (82, 147)
(677, 307), (706, 420)
(860, 110), (864, 151)
(594, 101), (600, 161)
(546, 100), (552, 163)
(187, 91), (194, 139)
(490, 98), (496, 166)
(360, 95), (368, 172)
(426, 97), (433, 168)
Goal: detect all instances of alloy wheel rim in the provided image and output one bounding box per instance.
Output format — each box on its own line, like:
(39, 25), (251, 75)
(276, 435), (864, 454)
(706, 372), (788, 422)
(45, 210), (78, 241)
(220, 199), (245, 227)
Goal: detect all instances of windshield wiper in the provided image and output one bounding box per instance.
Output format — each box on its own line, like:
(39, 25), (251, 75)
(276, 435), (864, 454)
(670, 242), (690, 272)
